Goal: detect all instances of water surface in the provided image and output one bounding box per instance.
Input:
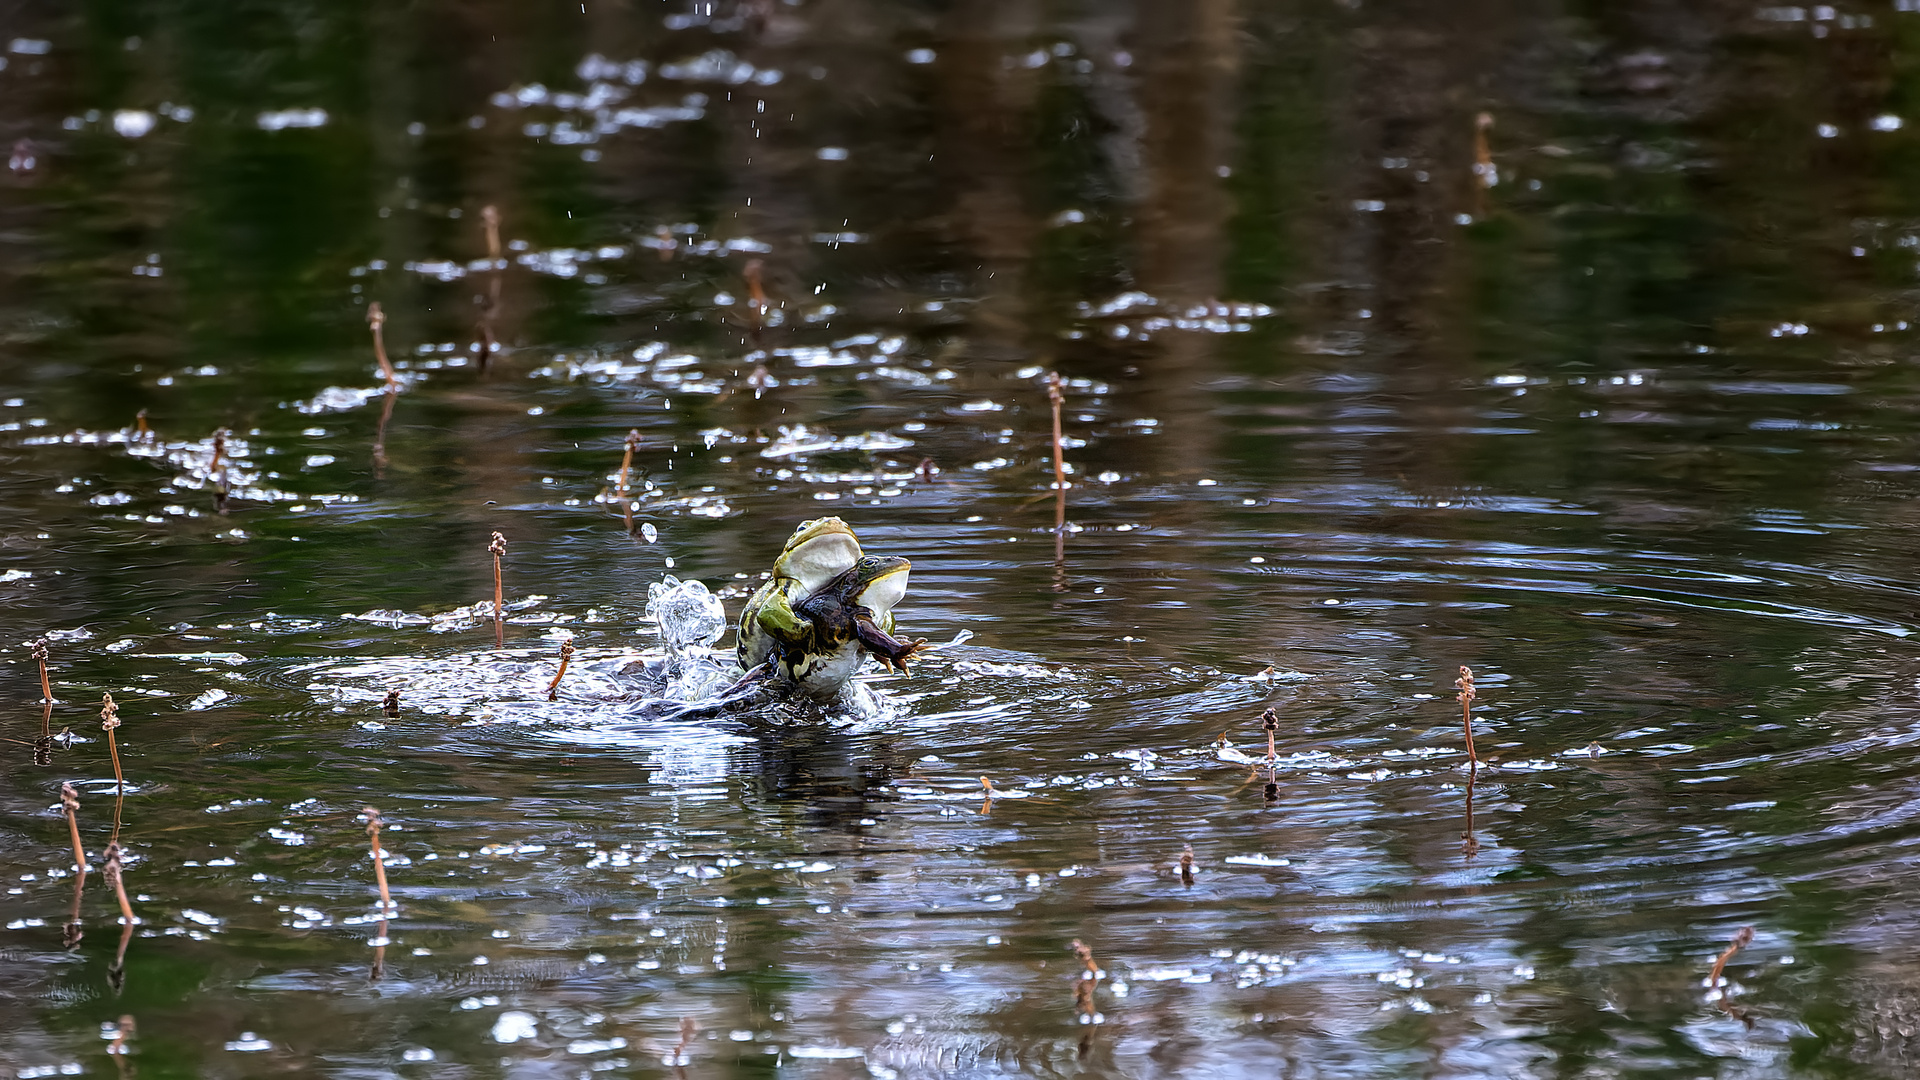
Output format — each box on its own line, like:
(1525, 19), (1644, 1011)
(6, 2), (1920, 1077)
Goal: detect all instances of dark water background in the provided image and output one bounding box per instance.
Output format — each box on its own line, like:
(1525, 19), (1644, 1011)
(7, 1), (1920, 1076)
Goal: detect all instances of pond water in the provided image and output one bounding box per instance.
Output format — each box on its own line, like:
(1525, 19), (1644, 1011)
(7, 2), (1920, 1077)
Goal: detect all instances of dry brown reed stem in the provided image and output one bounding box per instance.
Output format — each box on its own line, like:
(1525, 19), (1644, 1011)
(476, 207), (503, 371)
(368, 302), (399, 387)
(134, 409), (148, 438)
(488, 532), (507, 648)
(1456, 665), (1479, 767)
(655, 224), (676, 261)
(103, 841), (134, 925)
(1709, 925), (1755, 994)
(671, 1017), (697, 1066)
(32, 637), (52, 703)
(979, 775), (994, 814)
(109, 1016), (134, 1071)
(30, 638), (54, 707)
(545, 641), (575, 701)
(1260, 706), (1279, 764)
(363, 808), (394, 915)
(100, 694), (124, 830)
(1180, 844), (1195, 885)
(372, 383), (397, 475)
(1071, 939), (1100, 1020)
(1472, 112), (1495, 217)
(482, 205), (502, 262)
(1047, 372), (1067, 532)
(61, 782), (85, 872)
(62, 781), (86, 948)
(105, 848), (133, 993)
(382, 690), (401, 717)
(617, 430), (641, 533)
(743, 258), (768, 329)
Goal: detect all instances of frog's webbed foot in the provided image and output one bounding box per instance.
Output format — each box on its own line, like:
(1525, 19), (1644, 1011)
(875, 637), (930, 675)
(852, 607), (928, 674)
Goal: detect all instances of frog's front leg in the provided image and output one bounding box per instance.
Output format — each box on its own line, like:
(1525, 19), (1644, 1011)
(754, 589), (818, 647)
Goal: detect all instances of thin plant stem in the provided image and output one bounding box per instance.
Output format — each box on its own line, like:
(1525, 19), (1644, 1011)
(1456, 666), (1481, 853)
(62, 782), (85, 949)
(368, 302), (399, 386)
(103, 841), (134, 925)
(61, 781), (85, 872)
(210, 427), (230, 512)
(488, 532), (507, 648)
(743, 258), (767, 330)
(545, 640), (575, 701)
(32, 637), (52, 703)
(104, 842), (134, 994)
(1708, 925), (1754, 996)
(1047, 372), (1066, 532)
(372, 383), (397, 475)
(618, 430), (640, 534)
(477, 206), (502, 372)
(1456, 665), (1478, 767)
(108, 1016), (134, 1076)
(100, 694), (123, 833)
(1070, 939), (1101, 1021)
(363, 808), (394, 915)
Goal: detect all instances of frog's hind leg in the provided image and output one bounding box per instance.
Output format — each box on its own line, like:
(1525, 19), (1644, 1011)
(852, 610), (928, 674)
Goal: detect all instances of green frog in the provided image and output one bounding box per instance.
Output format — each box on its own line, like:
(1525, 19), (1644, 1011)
(736, 516), (863, 676)
(781, 555), (928, 695)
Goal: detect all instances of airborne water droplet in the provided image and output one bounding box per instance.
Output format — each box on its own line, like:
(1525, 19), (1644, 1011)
(641, 522), (658, 543)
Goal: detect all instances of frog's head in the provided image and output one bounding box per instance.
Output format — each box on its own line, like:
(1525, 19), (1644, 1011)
(847, 555), (911, 617)
(771, 516), (861, 590)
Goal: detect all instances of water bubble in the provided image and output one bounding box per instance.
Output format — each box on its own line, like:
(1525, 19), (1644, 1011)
(111, 110), (155, 138)
(490, 1011), (538, 1043)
